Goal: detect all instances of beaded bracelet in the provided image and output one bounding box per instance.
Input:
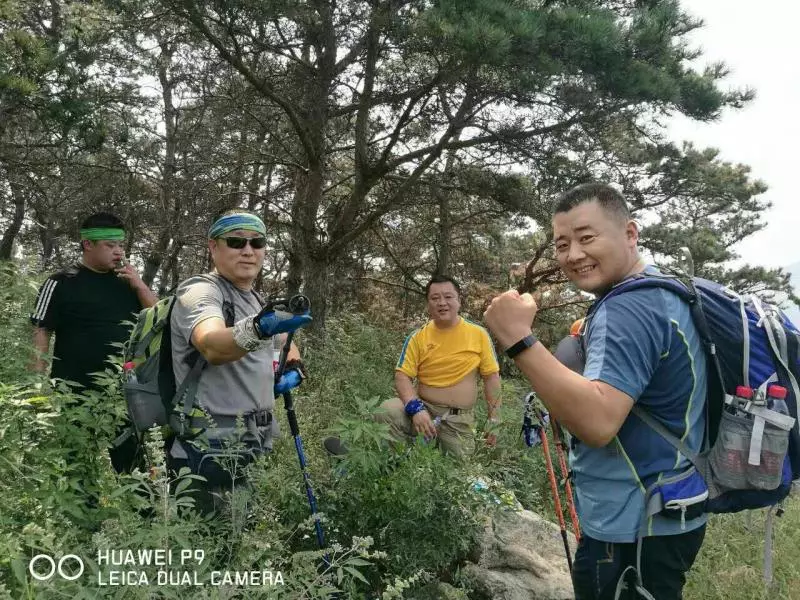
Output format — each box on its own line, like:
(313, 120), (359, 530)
(404, 398), (426, 417)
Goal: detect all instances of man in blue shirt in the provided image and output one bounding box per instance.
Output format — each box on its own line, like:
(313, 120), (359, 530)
(484, 183), (707, 599)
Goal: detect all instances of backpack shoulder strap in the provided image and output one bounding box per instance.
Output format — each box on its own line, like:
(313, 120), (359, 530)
(197, 272), (236, 326)
(589, 272), (729, 450)
(630, 404), (700, 466)
(751, 295), (800, 411)
(168, 274), (233, 433)
(595, 272), (727, 389)
(157, 295), (180, 401)
(592, 272), (695, 311)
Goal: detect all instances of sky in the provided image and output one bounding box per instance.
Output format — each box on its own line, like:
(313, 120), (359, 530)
(666, 0), (800, 272)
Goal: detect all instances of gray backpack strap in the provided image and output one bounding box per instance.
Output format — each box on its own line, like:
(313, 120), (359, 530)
(170, 273), (237, 437)
(172, 356), (207, 438)
(250, 288), (264, 307)
(751, 295), (800, 430)
(736, 292), (751, 387)
(614, 565), (657, 600)
(198, 272), (237, 326)
(764, 505), (777, 585)
(625, 408), (704, 600)
(630, 405), (700, 466)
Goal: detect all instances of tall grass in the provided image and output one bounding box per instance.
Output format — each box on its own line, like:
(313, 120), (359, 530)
(686, 495), (800, 599)
(1, 264), (798, 598)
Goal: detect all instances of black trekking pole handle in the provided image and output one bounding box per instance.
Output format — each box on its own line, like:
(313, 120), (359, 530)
(264, 294), (310, 318)
(269, 294), (309, 378)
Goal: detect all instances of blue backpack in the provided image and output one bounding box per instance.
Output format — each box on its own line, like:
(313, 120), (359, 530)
(579, 272), (799, 596)
(585, 272), (799, 515)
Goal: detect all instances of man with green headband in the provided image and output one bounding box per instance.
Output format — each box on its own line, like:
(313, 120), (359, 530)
(30, 211), (157, 473)
(167, 208), (312, 513)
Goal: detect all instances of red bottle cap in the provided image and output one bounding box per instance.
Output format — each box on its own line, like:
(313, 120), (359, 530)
(735, 386), (753, 399)
(767, 385), (787, 400)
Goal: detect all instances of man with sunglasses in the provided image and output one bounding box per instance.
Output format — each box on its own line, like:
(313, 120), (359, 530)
(167, 209), (311, 512)
(30, 211), (158, 473)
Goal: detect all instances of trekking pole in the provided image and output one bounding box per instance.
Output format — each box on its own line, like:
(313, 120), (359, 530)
(270, 295), (327, 555)
(536, 408), (574, 573)
(551, 418), (581, 542)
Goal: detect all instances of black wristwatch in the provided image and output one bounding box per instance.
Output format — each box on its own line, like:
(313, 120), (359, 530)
(505, 334), (538, 359)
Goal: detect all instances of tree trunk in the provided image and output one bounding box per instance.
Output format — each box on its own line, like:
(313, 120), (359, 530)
(434, 146), (459, 276)
(0, 181), (25, 260)
(301, 251), (332, 334)
(436, 187), (452, 277)
(39, 223), (56, 266)
(158, 239), (184, 295)
(142, 39), (178, 286)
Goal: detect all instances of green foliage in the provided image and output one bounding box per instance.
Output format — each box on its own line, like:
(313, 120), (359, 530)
(686, 497), (800, 599)
(257, 315), (512, 586)
(0, 286), (498, 598)
(3, 268), (799, 599)
(323, 437), (485, 580)
(0, 262), (40, 384)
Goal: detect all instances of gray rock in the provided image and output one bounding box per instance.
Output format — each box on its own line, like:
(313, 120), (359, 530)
(463, 509), (576, 600)
(410, 582), (468, 600)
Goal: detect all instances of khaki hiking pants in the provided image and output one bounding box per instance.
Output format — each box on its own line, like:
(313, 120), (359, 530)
(376, 397), (475, 458)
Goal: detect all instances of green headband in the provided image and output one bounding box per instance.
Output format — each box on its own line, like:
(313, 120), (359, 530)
(80, 227), (126, 241)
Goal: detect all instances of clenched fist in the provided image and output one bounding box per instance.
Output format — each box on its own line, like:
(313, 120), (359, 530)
(483, 290), (539, 349)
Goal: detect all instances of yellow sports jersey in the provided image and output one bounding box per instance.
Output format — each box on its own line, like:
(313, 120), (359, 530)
(395, 317), (500, 387)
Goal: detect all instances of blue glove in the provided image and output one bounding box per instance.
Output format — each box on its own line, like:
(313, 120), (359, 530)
(254, 309), (312, 339)
(274, 368), (303, 395)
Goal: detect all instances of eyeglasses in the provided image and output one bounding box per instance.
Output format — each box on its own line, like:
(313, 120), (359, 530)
(220, 236), (268, 250)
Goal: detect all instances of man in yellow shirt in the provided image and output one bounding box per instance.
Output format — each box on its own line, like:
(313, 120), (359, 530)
(377, 275), (502, 457)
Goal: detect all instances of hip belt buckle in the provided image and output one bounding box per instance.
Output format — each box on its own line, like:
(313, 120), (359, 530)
(251, 410), (273, 427)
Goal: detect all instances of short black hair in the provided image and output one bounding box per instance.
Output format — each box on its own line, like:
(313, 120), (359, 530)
(426, 274), (461, 297)
(80, 211), (125, 230)
(553, 183), (631, 223)
(79, 212), (125, 252)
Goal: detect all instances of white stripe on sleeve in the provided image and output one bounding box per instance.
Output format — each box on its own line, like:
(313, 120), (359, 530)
(32, 279), (58, 322)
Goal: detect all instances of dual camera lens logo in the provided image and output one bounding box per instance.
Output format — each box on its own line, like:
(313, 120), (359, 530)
(28, 554), (85, 581)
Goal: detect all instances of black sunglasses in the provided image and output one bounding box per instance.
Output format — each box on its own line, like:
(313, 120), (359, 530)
(220, 236), (267, 249)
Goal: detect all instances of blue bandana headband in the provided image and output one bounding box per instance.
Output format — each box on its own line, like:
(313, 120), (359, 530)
(208, 213), (267, 239)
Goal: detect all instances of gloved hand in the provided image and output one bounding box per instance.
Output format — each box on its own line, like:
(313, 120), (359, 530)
(254, 308), (312, 339)
(274, 368), (304, 395)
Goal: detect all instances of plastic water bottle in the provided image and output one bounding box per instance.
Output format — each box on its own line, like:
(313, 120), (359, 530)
(766, 385), (790, 416)
(733, 385), (753, 416)
(123, 361), (137, 384)
(423, 416), (442, 444)
(272, 336), (282, 374)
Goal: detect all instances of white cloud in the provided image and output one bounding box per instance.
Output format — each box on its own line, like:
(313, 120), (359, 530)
(666, 0), (800, 270)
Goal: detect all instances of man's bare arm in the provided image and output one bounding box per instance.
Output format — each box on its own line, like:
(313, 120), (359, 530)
(286, 340), (301, 362)
(192, 320), (303, 367)
(394, 370), (436, 439)
(482, 372), (502, 420)
(484, 290), (633, 447)
(115, 263), (158, 307)
(31, 327), (51, 373)
(134, 285), (158, 308)
(508, 342), (633, 447)
(394, 371), (418, 404)
(191, 317), (252, 365)
(276, 334), (301, 364)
